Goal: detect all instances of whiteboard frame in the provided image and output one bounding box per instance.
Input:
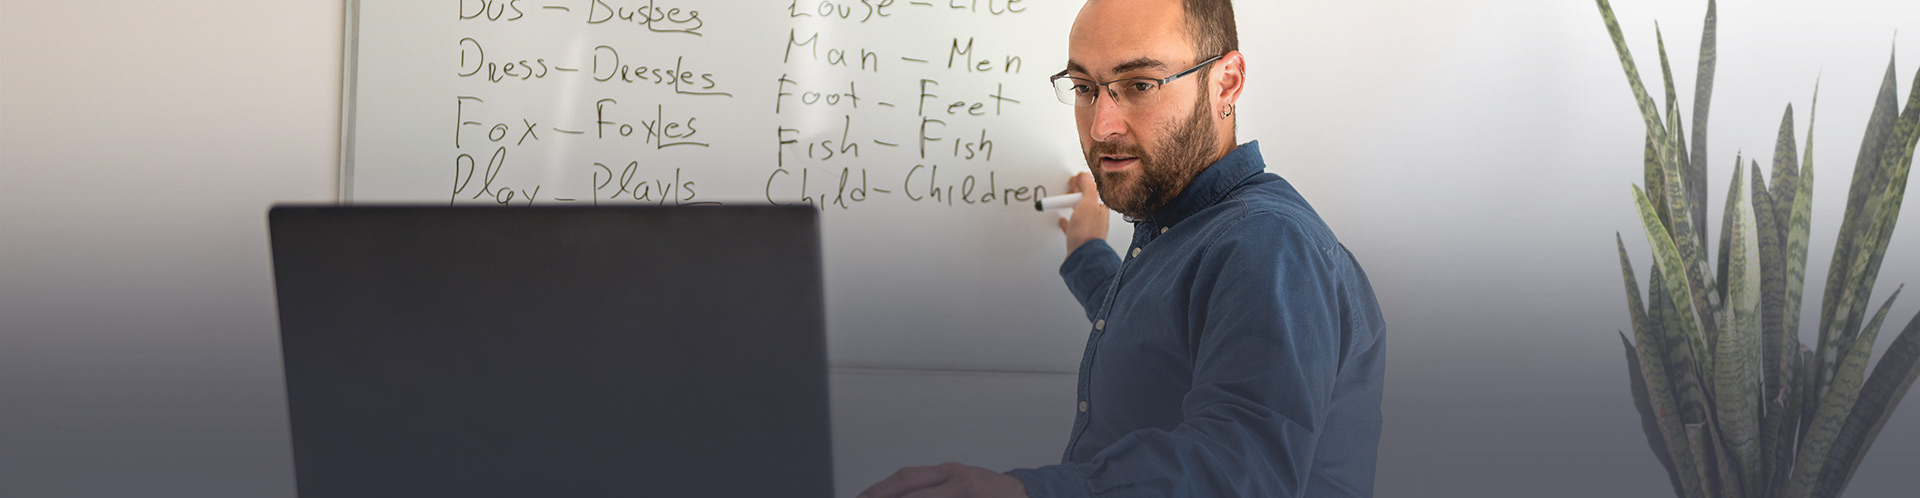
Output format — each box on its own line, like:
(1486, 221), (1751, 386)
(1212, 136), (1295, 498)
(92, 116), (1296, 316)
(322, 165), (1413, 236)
(336, 0), (362, 202)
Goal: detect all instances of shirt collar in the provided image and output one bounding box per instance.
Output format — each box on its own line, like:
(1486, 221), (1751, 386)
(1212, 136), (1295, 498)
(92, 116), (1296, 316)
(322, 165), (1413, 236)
(1134, 140), (1265, 228)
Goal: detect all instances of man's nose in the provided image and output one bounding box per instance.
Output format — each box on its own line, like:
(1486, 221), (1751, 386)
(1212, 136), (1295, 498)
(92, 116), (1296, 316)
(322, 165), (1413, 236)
(1089, 89), (1128, 141)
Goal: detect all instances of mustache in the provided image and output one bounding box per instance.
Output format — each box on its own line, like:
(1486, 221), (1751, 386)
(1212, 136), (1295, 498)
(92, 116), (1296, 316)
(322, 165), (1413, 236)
(1088, 140), (1148, 161)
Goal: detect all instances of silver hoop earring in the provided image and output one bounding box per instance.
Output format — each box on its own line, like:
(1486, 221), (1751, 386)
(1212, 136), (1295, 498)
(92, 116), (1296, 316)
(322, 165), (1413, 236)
(1221, 105), (1234, 118)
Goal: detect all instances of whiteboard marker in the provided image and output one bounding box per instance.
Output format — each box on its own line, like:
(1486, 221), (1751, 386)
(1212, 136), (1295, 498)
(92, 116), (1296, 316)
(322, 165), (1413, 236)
(1034, 192), (1085, 211)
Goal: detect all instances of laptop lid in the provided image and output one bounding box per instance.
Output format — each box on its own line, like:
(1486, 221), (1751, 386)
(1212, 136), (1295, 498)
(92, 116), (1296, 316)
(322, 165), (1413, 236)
(269, 205), (831, 498)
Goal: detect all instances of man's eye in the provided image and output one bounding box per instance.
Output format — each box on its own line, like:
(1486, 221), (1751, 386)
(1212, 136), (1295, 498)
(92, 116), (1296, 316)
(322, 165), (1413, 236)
(1128, 81), (1156, 93)
(1072, 84), (1095, 94)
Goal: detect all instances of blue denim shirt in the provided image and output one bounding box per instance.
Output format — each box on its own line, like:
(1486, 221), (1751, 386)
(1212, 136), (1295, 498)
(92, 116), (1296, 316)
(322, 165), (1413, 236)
(1006, 142), (1385, 497)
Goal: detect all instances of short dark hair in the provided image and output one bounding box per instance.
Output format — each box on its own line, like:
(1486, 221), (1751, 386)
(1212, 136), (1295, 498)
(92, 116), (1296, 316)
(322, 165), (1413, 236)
(1182, 0), (1238, 60)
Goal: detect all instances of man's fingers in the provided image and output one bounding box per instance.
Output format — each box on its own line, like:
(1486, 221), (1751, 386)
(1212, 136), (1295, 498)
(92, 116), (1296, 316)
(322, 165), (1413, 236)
(1075, 175), (1101, 209)
(1058, 216), (1070, 232)
(1065, 173), (1084, 194)
(859, 464), (952, 498)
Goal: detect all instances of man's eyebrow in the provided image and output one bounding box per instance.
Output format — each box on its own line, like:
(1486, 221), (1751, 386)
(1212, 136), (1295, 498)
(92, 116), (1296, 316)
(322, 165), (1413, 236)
(1111, 57), (1167, 75)
(1065, 60), (1087, 75)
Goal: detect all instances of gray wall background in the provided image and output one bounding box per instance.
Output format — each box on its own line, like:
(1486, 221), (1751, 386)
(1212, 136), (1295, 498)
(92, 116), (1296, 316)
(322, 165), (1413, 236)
(4, 0), (1917, 496)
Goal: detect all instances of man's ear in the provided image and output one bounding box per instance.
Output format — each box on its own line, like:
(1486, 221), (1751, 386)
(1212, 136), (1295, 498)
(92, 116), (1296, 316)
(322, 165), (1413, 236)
(1213, 50), (1246, 114)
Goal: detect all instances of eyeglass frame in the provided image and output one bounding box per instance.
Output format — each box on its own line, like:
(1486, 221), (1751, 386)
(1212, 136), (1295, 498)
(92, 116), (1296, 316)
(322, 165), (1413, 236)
(1048, 54), (1225, 108)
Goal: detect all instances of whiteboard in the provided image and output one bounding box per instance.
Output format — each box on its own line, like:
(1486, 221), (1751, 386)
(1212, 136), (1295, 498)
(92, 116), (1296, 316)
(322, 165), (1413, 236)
(341, 0), (1137, 372)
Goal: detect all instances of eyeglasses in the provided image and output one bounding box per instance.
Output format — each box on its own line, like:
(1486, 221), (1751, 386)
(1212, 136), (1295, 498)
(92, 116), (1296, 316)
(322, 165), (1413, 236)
(1049, 55), (1224, 108)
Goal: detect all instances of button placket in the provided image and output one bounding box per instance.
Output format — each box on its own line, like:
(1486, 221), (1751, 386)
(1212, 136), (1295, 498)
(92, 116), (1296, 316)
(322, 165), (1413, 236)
(1065, 238), (1136, 456)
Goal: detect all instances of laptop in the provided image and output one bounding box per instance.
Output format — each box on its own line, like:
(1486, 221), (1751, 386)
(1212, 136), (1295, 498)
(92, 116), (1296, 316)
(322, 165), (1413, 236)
(268, 205), (832, 498)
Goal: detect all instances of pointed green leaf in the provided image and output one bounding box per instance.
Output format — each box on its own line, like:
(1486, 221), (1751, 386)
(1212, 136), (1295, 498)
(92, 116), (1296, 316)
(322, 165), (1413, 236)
(1595, 0), (1669, 140)
(1656, 25), (1703, 247)
(1792, 86), (1822, 454)
(1814, 310), (1920, 498)
(1752, 164), (1788, 496)
(1771, 105), (1802, 242)
(1707, 418), (1746, 498)
(1689, 0), (1716, 241)
(1837, 63), (1920, 381)
(1622, 235), (1706, 498)
(1788, 84), (1819, 352)
(1777, 338), (1808, 495)
(1624, 332), (1691, 498)
(1714, 167), (1761, 493)
(1833, 61), (1920, 403)
(1637, 185), (1712, 376)
(1685, 422), (1716, 497)
(1814, 52), (1903, 405)
(1783, 287), (1903, 498)
(1650, 133), (1675, 233)
(1661, 129), (1721, 360)
(1657, 24), (1679, 123)
(1644, 207), (1719, 496)
(1717, 154), (1743, 303)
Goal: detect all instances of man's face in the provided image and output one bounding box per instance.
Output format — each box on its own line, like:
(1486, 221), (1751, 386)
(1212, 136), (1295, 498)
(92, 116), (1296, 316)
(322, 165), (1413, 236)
(1066, 0), (1221, 219)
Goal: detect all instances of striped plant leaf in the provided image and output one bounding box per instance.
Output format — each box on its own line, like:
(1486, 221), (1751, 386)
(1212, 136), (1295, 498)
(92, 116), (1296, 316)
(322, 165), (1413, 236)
(1654, 265), (1717, 494)
(1657, 25), (1680, 128)
(1837, 61), (1920, 394)
(1599, 1), (1721, 346)
(1770, 105), (1802, 244)
(1812, 53), (1902, 410)
(1777, 338), (1807, 495)
(1717, 154), (1742, 303)
(1793, 86), (1824, 454)
(1637, 186), (1713, 378)
(1650, 133), (1675, 234)
(1664, 149), (1722, 366)
(1782, 287), (1904, 498)
(1814, 310), (1920, 498)
(1624, 332), (1691, 498)
(1595, 0), (1670, 143)
(1708, 419), (1746, 498)
(1838, 64), (1920, 374)
(1622, 235), (1706, 498)
(1689, 0), (1716, 247)
(1714, 166), (1761, 493)
(1787, 84), (1819, 362)
(1685, 422), (1714, 496)
(1824, 68), (1919, 433)
(1751, 164), (1787, 497)
(1655, 36), (1721, 335)
(1665, 144), (1721, 369)
(1656, 26), (1699, 246)
(1597, 1), (1719, 324)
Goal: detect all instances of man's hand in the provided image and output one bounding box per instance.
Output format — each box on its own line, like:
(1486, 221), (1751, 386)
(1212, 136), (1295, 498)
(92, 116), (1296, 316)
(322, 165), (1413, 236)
(857, 462), (1030, 498)
(1058, 172), (1108, 254)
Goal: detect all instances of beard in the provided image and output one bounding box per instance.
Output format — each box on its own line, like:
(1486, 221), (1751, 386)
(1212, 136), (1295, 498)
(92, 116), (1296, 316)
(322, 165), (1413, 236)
(1084, 92), (1221, 219)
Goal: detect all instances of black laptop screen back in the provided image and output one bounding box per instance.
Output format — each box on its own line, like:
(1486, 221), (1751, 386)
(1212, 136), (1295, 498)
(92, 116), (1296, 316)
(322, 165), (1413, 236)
(269, 206), (831, 498)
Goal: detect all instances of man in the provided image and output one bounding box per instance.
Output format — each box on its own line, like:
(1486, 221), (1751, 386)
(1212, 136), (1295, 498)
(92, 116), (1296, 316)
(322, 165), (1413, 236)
(858, 0), (1385, 496)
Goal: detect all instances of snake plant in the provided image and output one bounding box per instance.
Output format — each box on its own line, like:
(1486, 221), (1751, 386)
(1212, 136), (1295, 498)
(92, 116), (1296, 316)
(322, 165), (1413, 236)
(1599, 1), (1920, 497)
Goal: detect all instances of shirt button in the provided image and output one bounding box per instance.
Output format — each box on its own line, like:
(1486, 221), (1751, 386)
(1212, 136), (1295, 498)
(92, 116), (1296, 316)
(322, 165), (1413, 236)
(1078, 400), (1089, 413)
(1094, 319), (1106, 331)
(1130, 247), (1142, 257)
(1160, 227), (1169, 234)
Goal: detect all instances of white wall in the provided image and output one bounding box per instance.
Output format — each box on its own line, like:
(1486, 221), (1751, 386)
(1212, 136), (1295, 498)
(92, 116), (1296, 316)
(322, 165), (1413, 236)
(2, 1), (341, 496)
